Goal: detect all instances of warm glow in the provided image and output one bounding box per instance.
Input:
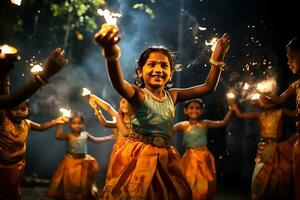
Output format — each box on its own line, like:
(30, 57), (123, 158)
(226, 92), (236, 99)
(30, 64), (43, 74)
(0, 44), (18, 55)
(97, 9), (121, 25)
(59, 108), (71, 118)
(251, 93), (260, 100)
(256, 79), (276, 93)
(11, 0), (22, 6)
(82, 88), (91, 96)
(205, 37), (218, 51)
(243, 83), (250, 90)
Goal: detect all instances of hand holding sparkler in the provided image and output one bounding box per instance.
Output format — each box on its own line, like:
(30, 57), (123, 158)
(226, 92), (236, 107)
(210, 33), (230, 67)
(41, 48), (68, 81)
(59, 108), (72, 118)
(53, 116), (69, 124)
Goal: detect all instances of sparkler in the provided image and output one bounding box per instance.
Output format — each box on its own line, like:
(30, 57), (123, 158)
(205, 37), (218, 51)
(256, 79), (276, 93)
(0, 44), (18, 55)
(97, 9), (121, 25)
(30, 64), (43, 75)
(59, 108), (71, 118)
(251, 93), (260, 100)
(226, 92), (236, 99)
(11, 0), (22, 6)
(82, 88), (91, 96)
(243, 83), (250, 90)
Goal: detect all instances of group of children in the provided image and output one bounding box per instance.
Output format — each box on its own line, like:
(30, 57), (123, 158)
(0, 21), (300, 200)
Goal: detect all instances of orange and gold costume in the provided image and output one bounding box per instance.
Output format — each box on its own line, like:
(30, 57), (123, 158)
(0, 117), (31, 200)
(48, 132), (99, 200)
(181, 124), (216, 200)
(251, 109), (294, 200)
(290, 80), (300, 199)
(100, 89), (192, 199)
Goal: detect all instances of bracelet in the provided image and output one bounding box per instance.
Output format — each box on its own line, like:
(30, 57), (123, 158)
(209, 58), (225, 70)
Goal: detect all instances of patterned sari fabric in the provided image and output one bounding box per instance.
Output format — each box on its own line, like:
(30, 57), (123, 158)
(0, 117), (31, 200)
(182, 148), (216, 200)
(251, 109), (294, 200)
(48, 154), (99, 200)
(100, 140), (192, 200)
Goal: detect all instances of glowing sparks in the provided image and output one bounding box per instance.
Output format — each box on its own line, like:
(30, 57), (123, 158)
(251, 93), (260, 100)
(97, 9), (121, 25)
(30, 64), (43, 74)
(198, 26), (207, 31)
(0, 44), (18, 55)
(11, 0), (22, 6)
(82, 88), (91, 96)
(59, 108), (71, 118)
(226, 92), (236, 99)
(205, 37), (218, 51)
(243, 83), (250, 90)
(256, 79), (276, 93)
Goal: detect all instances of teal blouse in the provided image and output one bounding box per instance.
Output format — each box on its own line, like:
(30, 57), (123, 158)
(183, 124), (207, 148)
(130, 89), (175, 137)
(67, 131), (88, 154)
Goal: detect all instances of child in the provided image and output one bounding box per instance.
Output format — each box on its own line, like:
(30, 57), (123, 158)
(261, 37), (300, 199)
(48, 112), (114, 200)
(0, 47), (68, 109)
(0, 101), (67, 200)
(88, 95), (131, 183)
(230, 95), (295, 200)
(94, 23), (230, 199)
(173, 99), (232, 200)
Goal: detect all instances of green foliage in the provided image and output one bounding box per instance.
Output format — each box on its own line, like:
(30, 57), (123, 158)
(133, 0), (156, 19)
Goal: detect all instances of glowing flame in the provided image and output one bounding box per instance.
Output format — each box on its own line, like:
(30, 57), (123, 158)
(226, 92), (236, 99)
(30, 64), (43, 74)
(82, 88), (91, 96)
(97, 9), (121, 25)
(205, 37), (218, 51)
(59, 108), (71, 118)
(198, 26), (207, 31)
(243, 83), (250, 90)
(256, 79), (276, 93)
(0, 44), (18, 55)
(251, 93), (260, 100)
(11, 0), (22, 6)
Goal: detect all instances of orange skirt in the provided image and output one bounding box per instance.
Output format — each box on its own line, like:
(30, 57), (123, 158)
(105, 139), (127, 184)
(48, 154), (99, 200)
(0, 160), (25, 200)
(100, 140), (192, 200)
(291, 134), (300, 200)
(182, 148), (216, 200)
(251, 140), (294, 200)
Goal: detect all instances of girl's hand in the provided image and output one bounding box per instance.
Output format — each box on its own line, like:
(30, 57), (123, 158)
(230, 103), (238, 112)
(54, 116), (69, 124)
(42, 48), (68, 80)
(94, 24), (121, 57)
(211, 33), (230, 62)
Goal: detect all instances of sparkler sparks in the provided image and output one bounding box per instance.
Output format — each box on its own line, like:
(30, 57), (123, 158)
(82, 88), (91, 96)
(11, 0), (22, 6)
(226, 92), (236, 99)
(205, 37), (218, 51)
(243, 83), (250, 90)
(256, 79), (276, 93)
(251, 93), (260, 100)
(97, 9), (121, 25)
(0, 44), (18, 55)
(30, 64), (43, 75)
(59, 108), (71, 118)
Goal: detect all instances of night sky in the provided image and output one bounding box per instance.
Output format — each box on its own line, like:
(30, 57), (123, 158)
(1, 0), (299, 197)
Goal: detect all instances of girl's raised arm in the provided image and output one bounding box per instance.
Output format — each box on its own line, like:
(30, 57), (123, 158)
(30, 116), (68, 132)
(87, 133), (114, 143)
(170, 34), (230, 104)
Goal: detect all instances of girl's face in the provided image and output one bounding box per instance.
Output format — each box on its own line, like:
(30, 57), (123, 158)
(119, 98), (129, 114)
(138, 52), (173, 89)
(10, 102), (29, 123)
(287, 48), (300, 74)
(184, 101), (203, 120)
(70, 117), (84, 133)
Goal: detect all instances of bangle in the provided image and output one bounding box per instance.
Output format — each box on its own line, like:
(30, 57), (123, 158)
(209, 58), (225, 70)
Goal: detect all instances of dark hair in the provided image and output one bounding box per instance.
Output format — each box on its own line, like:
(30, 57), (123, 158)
(135, 46), (175, 88)
(286, 37), (300, 51)
(184, 99), (204, 109)
(6, 100), (30, 120)
(70, 112), (85, 123)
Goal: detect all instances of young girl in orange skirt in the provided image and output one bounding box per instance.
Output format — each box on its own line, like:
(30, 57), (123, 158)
(230, 96), (295, 200)
(262, 37), (300, 199)
(47, 112), (114, 200)
(173, 99), (232, 200)
(88, 95), (131, 183)
(94, 23), (230, 199)
(0, 101), (67, 200)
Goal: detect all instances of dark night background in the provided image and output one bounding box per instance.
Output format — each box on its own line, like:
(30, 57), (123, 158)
(1, 0), (299, 199)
